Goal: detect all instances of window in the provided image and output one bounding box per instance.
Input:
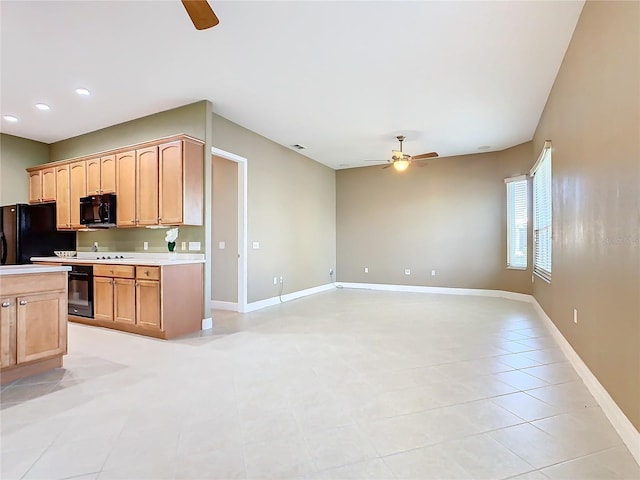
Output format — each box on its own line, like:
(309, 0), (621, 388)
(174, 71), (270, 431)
(506, 176), (528, 269)
(531, 142), (552, 281)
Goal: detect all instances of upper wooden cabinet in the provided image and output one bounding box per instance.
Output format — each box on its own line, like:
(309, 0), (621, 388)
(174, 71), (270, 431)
(159, 139), (203, 226)
(26, 134), (204, 229)
(116, 151), (136, 227)
(136, 146), (160, 226)
(28, 167), (56, 204)
(87, 155), (116, 195)
(55, 165), (71, 229)
(116, 138), (203, 227)
(69, 161), (86, 228)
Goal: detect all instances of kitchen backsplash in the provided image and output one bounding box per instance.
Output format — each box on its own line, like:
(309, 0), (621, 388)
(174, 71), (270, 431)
(77, 225), (205, 253)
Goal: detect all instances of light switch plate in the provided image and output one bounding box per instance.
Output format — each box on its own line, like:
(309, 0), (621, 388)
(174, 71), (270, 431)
(252, 241), (260, 249)
(219, 241), (225, 249)
(188, 241), (200, 251)
(405, 269), (411, 275)
(181, 241), (187, 250)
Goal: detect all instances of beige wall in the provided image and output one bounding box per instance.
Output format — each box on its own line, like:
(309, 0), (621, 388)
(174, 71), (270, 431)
(0, 134), (49, 205)
(212, 114), (336, 303)
(336, 142), (533, 293)
(49, 102), (208, 162)
(46, 101), (210, 253)
(531, 0), (640, 430)
(212, 155), (239, 302)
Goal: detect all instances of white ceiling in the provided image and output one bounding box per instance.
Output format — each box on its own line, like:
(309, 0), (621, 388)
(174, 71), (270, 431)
(0, 1), (584, 169)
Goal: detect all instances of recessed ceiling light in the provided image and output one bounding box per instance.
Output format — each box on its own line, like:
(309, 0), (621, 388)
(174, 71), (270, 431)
(3, 115), (18, 122)
(75, 88), (91, 96)
(35, 103), (51, 111)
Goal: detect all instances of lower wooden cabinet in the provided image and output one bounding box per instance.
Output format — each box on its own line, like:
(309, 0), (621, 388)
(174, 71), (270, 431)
(1, 272), (68, 384)
(93, 265), (161, 331)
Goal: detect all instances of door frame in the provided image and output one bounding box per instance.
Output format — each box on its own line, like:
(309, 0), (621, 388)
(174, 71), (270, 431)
(211, 147), (248, 312)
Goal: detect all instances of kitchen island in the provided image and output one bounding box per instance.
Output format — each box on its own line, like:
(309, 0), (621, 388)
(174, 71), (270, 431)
(0, 265), (70, 384)
(32, 253), (205, 340)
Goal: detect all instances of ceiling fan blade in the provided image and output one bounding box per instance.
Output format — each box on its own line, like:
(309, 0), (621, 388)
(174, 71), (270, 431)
(181, 0), (219, 30)
(411, 152), (439, 160)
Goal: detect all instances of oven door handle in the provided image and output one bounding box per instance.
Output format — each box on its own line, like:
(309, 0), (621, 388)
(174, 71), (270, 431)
(69, 272), (90, 278)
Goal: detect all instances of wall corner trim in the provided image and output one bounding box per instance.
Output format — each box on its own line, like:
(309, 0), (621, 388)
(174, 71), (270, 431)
(530, 298), (640, 466)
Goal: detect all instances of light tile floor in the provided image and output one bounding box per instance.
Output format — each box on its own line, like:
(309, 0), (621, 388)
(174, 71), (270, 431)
(1, 289), (638, 479)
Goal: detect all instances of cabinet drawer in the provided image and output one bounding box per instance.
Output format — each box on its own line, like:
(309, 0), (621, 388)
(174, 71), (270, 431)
(136, 266), (160, 281)
(93, 264), (135, 278)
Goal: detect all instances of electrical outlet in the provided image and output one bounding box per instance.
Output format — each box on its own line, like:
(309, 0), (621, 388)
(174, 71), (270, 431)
(329, 268), (334, 275)
(181, 241), (187, 250)
(143, 241), (148, 251)
(364, 267), (368, 273)
(573, 308), (578, 324)
(405, 269), (411, 275)
(279, 276), (283, 284)
(431, 270), (436, 276)
(219, 241), (225, 249)
(273, 276), (277, 285)
(253, 241), (260, 249)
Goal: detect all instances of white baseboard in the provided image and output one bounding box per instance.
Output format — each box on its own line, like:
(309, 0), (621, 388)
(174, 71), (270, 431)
(530, 298), (640, 466)
(201, 317), (212, 330)
(336, 282), (532, 303)
(211, 300), (239, 311)
(244, 283), (335, 313)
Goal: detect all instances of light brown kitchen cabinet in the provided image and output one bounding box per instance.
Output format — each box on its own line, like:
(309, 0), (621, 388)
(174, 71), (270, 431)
(87, 155), (117, 195)
(136, 280), (161, 330)
(1, 271), (68, 384)
(26, 134), (204, 229)
(116, 148), (159, 227)
(158, 139), (203, 226)
(93, 276), (114, 322)
(55, 164), (71, 229)
(28, 167), (56, 204)
(136, 146), (159, 226)
(69, 161), (87, 228)
(114, 279), (136, 324)
(92, 265), (135, 325)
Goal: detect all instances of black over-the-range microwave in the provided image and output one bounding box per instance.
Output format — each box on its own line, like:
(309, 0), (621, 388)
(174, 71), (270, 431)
(79, 193), (117, 227)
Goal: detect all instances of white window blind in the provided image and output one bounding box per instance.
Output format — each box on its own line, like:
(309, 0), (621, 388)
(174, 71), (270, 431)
(531, 142), (552, 281)
(506, 176), (528, 269)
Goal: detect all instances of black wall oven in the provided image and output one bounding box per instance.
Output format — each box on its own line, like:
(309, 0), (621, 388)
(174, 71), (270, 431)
(68, 265), (93, 318)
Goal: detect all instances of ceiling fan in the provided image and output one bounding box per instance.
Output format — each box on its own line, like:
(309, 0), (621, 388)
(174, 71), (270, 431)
(181, 0), (219, 30)
(382, 136), (438, 171)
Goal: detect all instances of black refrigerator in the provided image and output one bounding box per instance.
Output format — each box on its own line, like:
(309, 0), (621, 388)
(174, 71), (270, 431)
(0, 203), (76, 265)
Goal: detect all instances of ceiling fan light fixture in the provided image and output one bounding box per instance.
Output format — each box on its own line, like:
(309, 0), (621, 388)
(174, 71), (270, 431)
(393, 159), (410, 172)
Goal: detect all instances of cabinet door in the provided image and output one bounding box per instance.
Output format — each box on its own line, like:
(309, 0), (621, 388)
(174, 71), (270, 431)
(0, 298), (16, 368)
(55, 165), (71, 229)
(116, 151), (136, 227)
(114, 278), (135, 324)
(16, 292), (66, 364)
(158, 141), (183, 225)
(86, 158), (101, 195)
(28, 171), (42, 203)
(41, 168), (56, 202)
(136, 146), (159, 226)
(100, 155), (117, 194)
(94, 277), (114, 322)
(69, 161), (87, 228)
(136, 280), (161, 330)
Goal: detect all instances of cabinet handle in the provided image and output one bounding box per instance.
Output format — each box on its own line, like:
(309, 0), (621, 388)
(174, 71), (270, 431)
(19, 300), (27, 306)
(131, 219), (136, 223)
(1, 301), (10, 308)
(144, 270), (149, 276)
(109, 270), (114, 274)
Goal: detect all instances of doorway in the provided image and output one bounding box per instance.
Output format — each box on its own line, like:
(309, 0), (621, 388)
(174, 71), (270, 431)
(211, 148), (247, 312)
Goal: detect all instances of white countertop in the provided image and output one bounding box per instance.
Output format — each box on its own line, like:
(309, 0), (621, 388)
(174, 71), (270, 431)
(31, 252), (205, 266)
(0, 265), (72, 276)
